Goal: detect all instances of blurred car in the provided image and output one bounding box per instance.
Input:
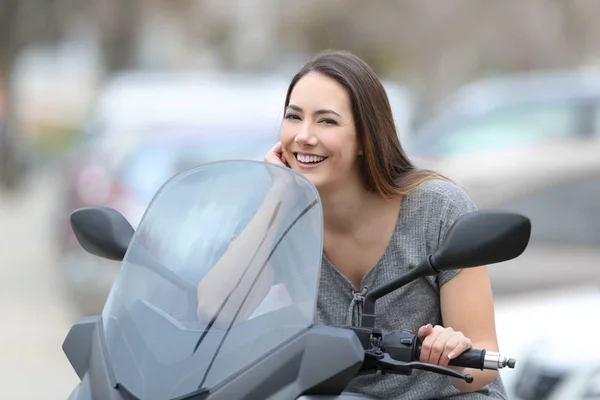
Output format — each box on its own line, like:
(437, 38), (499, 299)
(56, 72), (287, 316)
(493, 285), (600, 399)
(57, 72), (286, 221)
(548, 365), (600, 399)
(408, 69), (600, 293)
(408, 70), (600, 400)
(405, 69), (600, 157)
(416, 139), (600, 399)
(414, 137), (600, 295)
(56, 71), (415, 316)
(60, 127), (277, 316)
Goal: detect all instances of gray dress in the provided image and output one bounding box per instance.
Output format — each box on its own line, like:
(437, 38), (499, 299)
(315, 179), (508, 399)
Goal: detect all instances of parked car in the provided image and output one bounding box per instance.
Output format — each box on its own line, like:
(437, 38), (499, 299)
(493, 284), (600, 399)
(404, 70), (600, 400)
(416, 138), (600, 399)
(414, 137), (600, 295)
(60, 126), (277, 316)
(55, 72), (286, 316)
(56, 72), (285, 220)
(56, 71), (415, 316)
(405, 70), (600, 157)
(547, 364), (600, 399)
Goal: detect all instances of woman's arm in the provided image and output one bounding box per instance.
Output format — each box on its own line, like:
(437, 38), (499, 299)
(417, 181), (502, 392)
(196, 179), (291, 323)
(439, 265), (500, 392)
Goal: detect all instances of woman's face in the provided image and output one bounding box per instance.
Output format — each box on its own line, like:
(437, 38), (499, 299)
(280, 72), (362, 192)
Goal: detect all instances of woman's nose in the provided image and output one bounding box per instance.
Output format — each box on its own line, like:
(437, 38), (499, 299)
(295, 123), (318, 146)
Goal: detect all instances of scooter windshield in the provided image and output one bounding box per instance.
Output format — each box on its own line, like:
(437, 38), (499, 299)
(101, 161), (323, 400)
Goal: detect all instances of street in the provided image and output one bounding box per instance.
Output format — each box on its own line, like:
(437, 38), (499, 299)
(0, 168), (80, 399)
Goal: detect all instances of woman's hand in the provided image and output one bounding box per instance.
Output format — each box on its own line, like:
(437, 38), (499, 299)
(264, 142), (289, 167)
(417, 324), (473, 367)
(263, 141), (296, 201)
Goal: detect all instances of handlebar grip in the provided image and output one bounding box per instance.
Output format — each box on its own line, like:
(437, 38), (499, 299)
(416, 342), (486, 370)
(390, 334), (514, 371)
(448, 348), (486, 370)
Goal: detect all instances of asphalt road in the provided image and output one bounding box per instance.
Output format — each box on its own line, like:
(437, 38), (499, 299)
(0, 168), (80, 399)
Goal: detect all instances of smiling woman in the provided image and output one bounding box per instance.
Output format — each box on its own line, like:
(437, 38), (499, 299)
(275, 50), (443, 200)
(281, 78), (353, 183)
(263, 50), (509, 399)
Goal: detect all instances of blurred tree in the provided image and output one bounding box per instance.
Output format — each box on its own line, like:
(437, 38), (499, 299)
(0, 0), (70, 96)
(0, 0), (145, 96)
(0, 1), (19, 93)
(93, 0), (141, 74)
(0, 0), (74, 188)
(272, 0), (600, 113)
(4, 0), (600, 128)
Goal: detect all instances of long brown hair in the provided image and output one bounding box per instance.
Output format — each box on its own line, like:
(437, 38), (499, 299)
(284, 49), (446, 199)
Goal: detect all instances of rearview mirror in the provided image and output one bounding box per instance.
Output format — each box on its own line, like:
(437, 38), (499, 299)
(70, 206), (134, 261)
(431, 210), (531, 271)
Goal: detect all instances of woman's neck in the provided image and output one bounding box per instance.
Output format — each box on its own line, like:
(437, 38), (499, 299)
(319, 181), (398, 235)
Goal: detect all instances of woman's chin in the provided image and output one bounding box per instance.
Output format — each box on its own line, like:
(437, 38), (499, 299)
(307, 176), (328, 191)
(289, 166), (329, 190)
(295, 170), (319, 185)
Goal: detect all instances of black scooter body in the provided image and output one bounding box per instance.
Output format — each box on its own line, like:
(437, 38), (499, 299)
(64, 316), (377, 400)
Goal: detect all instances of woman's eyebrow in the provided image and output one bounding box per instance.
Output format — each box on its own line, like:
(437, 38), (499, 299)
(314, 109), (341, 117)
(287, 104), (341, 117)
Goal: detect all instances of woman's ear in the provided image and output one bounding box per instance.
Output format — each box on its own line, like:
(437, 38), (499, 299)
(357, 140), (364, 156)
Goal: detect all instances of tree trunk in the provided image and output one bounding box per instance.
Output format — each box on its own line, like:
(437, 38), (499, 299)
(98, 0), (141, 74)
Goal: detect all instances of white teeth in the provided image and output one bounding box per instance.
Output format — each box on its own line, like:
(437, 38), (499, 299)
(297, 154), (326, 163)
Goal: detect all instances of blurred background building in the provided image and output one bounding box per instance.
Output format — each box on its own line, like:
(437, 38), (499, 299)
(1, 0), (600, 398)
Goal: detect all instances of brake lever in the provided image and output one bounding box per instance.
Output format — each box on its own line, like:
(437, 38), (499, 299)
(359, 348), (412, 376)
(378, 354), (474, 383)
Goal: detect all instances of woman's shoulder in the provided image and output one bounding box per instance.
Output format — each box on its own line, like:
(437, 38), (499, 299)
(404, 178), (475, 212)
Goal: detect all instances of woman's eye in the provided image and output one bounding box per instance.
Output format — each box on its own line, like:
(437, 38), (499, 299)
(319, 118), (338, 126)
(285, 114), (300, 121)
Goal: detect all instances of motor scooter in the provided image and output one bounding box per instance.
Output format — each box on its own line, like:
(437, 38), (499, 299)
(62, 160), (530, 399)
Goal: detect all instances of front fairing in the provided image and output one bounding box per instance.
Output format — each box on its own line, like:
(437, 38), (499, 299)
(96, 161), (324, 399)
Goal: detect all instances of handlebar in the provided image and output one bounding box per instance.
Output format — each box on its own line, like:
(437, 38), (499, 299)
(340, 326), (516, 383)
(382, 330), (516, 371)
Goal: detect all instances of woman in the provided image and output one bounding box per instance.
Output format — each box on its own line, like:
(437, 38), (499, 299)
(263, 50), (507, 399)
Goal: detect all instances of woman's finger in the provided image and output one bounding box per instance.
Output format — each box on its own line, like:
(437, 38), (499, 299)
(417, 323), (433, 339)
(420, 325), (443, 363)
(264, 142), (286, 166)
(447, 335), (473, 362)
(428, 329), (455, 365)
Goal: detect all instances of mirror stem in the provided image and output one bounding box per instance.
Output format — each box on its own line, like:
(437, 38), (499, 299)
(361, 256), (437, 329)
